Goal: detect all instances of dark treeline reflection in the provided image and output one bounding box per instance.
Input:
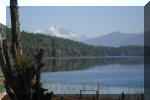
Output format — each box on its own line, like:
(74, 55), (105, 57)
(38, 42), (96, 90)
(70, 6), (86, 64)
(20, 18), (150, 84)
(41, 57), (144, 72)
(0, 57), (144, 93)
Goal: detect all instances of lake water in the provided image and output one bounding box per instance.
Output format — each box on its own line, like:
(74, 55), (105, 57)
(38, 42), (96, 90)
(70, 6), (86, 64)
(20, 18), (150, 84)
(41, 57), (144, 94)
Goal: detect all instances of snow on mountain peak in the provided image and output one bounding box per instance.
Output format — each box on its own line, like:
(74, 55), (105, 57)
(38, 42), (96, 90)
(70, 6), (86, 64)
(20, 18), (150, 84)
(35, 26), (82, 40)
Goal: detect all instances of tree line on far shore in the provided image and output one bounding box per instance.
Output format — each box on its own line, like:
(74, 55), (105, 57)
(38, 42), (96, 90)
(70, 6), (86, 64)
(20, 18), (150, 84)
(0, 24), (144, 57)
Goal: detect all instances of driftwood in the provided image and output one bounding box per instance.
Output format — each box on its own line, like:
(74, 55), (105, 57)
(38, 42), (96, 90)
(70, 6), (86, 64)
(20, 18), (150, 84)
(0, 0), (53, 100)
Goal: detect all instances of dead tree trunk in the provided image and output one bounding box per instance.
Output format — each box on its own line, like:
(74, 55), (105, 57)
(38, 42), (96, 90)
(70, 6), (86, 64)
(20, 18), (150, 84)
(0, 0), (53, 100)
(10, 0), (22, 59)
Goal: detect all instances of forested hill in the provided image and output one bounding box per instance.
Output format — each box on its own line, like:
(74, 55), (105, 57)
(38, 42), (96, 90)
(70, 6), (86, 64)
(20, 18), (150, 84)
(0, 24), (144, 57)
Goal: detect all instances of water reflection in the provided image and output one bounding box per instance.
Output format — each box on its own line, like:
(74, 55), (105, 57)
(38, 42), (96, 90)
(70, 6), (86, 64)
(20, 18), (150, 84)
(42, 57), (144, 72)
(41, 57), (144, 94)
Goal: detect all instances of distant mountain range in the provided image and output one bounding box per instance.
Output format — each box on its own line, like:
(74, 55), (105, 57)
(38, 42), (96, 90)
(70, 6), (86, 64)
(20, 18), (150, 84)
(84, 32), (144, 47)
(0, 24), (144, 57)
(35, 26), (86, 41)
(35, 27), (144, 47)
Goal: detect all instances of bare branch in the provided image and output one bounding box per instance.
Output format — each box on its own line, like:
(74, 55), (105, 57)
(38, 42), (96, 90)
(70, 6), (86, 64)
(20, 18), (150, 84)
(0, 33), (7, 76)
(3, 40), (12, 73)
(34, 48), (44, 86)
(36, 48), (44, 65)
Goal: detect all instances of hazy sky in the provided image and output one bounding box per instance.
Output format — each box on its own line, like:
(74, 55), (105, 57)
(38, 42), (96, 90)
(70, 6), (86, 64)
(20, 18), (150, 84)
(7, 6), (144, 37)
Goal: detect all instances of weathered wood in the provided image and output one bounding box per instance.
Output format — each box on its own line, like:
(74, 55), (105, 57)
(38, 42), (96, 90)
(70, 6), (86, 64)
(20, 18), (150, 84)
(10, 0), (22, 59)
(0, 0), (54, 100)
(121, 92), (125, 100)
(60, 96), (64, 100)
(0, 34), (7, 76)
(35, 48), (44, 86)
(0, 35), (12, 100)
(2, 40), (12, 74)
(2, 40), (16, 100)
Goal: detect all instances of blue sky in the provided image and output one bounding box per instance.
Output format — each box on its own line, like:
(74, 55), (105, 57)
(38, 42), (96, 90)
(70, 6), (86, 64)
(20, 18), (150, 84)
(1, 0), (148, 37)
(7, 6), (144, 37)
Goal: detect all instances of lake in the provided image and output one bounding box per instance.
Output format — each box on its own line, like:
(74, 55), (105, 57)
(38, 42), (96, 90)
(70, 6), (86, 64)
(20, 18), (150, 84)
(41, 56), (144, 94)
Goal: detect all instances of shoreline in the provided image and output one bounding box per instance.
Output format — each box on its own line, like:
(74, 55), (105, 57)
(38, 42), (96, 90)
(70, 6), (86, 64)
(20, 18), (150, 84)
(44, 56), (144, 60)
(0, 93), (144, 100)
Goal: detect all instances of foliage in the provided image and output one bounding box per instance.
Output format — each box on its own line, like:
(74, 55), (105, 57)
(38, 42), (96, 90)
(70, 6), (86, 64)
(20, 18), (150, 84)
(14, 55), (33, 72)
(0, 24), (144, 57)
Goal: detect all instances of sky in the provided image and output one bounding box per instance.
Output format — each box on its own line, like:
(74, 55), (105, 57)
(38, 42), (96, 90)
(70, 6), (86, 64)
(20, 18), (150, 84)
(1, 0), (149, 37)
(6, 6), (144, 37)
(0, 0), (149, 6)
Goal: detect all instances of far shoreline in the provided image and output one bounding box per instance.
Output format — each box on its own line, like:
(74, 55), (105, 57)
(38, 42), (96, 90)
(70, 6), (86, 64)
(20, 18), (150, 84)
(44, 56), (144, 60)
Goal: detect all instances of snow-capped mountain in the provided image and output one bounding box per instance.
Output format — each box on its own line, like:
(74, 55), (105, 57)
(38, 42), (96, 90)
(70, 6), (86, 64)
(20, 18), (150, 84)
(35, 26), (85, 41)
